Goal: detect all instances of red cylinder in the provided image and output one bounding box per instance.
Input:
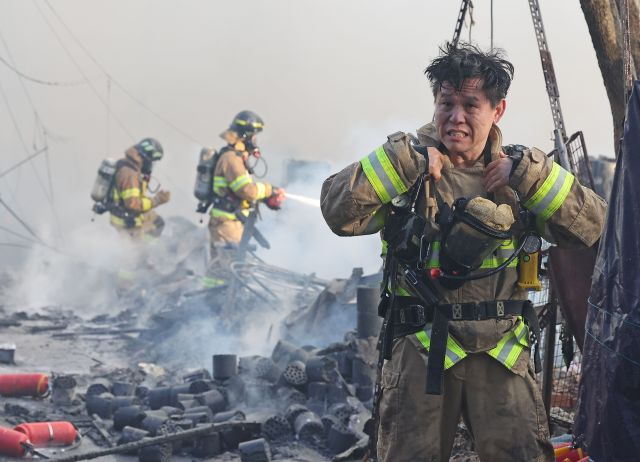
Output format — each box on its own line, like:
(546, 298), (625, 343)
(0, 374), (49, 397)
(0, 426), (29, 457)
(14, 422), (77, 447)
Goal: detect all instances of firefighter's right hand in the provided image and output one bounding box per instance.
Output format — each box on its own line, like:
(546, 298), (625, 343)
(426, 146), (447, 181)
(153, 190), (171, 206)
(412, 143), (446, 181)
(265, 187), (286, 210)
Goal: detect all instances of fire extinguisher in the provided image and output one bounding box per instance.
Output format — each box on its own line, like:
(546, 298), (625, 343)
(0, 373), (49, 397)
(14, 421), (78, 447)
(0, 426), (29, 458)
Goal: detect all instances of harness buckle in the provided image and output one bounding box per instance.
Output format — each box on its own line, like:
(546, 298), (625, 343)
(475, 303), (488, 320)
(452, 304), (462, 320)
(496, 301), (505, 317)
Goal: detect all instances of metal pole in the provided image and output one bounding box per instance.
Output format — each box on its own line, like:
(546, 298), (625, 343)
(542, 293), (558, 422)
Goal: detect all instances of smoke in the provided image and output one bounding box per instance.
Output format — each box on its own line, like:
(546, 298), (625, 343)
(255, 158), (382, 281)
(7, 221), (135, 314)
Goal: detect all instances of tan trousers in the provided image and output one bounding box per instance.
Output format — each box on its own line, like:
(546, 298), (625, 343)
(377, 336), (554, 462)
(208, 217), (243, 258)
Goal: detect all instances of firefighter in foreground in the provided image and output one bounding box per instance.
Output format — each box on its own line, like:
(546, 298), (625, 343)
(108, 138), (170, 239)
(197, 111), (285, 261)
(321, 43), (606, 461)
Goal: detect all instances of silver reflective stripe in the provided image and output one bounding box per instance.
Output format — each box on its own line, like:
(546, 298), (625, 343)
(424, 325), (463, 366)
(516, 323), (529, 345)
(495, 335), (519, 364)
(366, 150), (398, 201)
(527, 167), (570, 216)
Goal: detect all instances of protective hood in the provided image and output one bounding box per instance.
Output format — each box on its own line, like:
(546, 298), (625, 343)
(124, 146), (143, 171)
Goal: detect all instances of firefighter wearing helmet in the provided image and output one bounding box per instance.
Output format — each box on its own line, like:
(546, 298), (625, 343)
(206, 111), (285, 260)
(109, 138), (171, 239)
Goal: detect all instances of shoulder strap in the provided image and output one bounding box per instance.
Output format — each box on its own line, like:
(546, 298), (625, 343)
(482, 143), (495, 202)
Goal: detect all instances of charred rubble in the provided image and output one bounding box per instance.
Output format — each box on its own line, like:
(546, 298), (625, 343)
(0, 217), (479, 460)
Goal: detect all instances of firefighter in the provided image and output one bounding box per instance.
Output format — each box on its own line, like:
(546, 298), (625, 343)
(110, 138), (170, 240)
(320, 43), (606, 462)
(207, 111), (285, 260)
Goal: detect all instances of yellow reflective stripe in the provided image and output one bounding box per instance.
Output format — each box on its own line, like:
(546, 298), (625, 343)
(230, 174), (252, 192)
(426, 241), (440, 269)
(480, 256), (519, 268)
(523, 163), (575, 222)
(541, 170), (574, 220)
(210, 208), (237, 220)
(359, 146), (407, 204)
(121, 188), (141, 199)
(202, 276), (225, 288)
(487, 319), (528, 369)
(374, 146), (408, 196)
(395, 285), (412, 296)
(213, 176), (228, 187)
(110, 214), (143, 228)
(416, 330), (430, 349)
(256, 182), (267, 199)
(415, 326), (466, 369)
(141, 197), (153, 211)
(361, 155), (390, 203)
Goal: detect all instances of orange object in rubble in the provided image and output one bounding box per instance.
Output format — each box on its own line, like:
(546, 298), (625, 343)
(0, 373), (49, 397)
(554, 445), (586, 462)
(0, 426), (29, 457)
(14, 422), (77, 447)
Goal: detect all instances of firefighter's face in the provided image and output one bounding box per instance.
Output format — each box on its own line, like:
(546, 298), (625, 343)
(434, 79), (506, 160)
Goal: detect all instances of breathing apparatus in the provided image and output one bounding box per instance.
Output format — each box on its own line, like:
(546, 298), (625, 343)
(388, 141), (542, 291)
(227, 111), (269, 178)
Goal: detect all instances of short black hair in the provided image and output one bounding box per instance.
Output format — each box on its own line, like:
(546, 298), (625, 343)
(424, 42), (514, 106)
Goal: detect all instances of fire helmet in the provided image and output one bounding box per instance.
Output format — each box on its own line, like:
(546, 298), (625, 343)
(135, 138), (164, 162)
(229, 111), (264, 138)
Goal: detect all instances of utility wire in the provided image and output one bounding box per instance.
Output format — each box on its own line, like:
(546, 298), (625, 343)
(32, 0), (135, 140)
(0, 195), (45, 244)
(0, 27), (63, 237)
(0, 224), (40, 244)
(42, 0), (205, 147)
(0, 242), (32, 250)
(0, 53), (101, 87)
(0, 76), (52, 202)
(0, 147), (47, 179)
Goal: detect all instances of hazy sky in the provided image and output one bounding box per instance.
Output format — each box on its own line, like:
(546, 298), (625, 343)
(0, 0), (613, 274)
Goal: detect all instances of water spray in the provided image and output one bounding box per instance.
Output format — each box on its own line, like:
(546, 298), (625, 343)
(286, 193), (320, 208)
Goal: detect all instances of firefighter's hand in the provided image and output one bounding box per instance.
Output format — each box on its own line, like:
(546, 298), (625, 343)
(427, 147), (447, 181)
(484, 152), (513, 193)
(153, 190), (171, 206)
(265, 187), (285, 210)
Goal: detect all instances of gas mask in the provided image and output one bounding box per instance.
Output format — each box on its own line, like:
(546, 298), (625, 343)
(141, 158), (154, 176)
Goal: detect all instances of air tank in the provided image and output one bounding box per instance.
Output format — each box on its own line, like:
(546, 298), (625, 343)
(90, 158), (117, 202)
(194, 147), (217, 201)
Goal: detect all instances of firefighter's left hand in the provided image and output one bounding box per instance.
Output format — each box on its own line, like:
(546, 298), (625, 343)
(484, 152), (513, 193)
(265, 187), (286, 210)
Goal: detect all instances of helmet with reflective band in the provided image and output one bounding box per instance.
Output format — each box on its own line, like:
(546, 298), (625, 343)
(136, 138), (164, 162)
(229, 111), (264, 138)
